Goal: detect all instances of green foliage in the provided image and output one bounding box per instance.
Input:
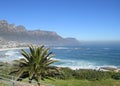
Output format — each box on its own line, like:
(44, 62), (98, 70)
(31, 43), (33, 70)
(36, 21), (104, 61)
(73, 69), (112, 80)
(10, 45), (59, 85)
(112, 72), (120, 80)
(52, 67), (115, 81)
(56, 67), (74, 80)
(1, 61), (120, 86)
(0, 62), (12, 74)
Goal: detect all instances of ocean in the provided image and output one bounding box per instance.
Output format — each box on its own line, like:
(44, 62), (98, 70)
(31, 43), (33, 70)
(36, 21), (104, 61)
(0, 43), (120, 69)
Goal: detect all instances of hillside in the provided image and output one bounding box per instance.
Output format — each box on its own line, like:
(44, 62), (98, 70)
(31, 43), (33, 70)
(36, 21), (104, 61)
(0, 20), (80, 47)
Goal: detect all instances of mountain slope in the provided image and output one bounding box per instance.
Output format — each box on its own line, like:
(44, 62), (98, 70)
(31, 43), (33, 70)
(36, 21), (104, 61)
(0, 20), (80, 46)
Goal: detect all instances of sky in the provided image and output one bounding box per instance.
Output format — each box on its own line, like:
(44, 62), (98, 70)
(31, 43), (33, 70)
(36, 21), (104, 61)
(0, 0), (120, 41)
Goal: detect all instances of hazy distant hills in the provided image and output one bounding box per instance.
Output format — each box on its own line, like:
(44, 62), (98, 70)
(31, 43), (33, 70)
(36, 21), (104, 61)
(0, 20), (80, 46)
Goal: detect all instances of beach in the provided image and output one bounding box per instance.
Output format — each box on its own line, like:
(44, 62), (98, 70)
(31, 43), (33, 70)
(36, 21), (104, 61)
(0, 47), (28, 51)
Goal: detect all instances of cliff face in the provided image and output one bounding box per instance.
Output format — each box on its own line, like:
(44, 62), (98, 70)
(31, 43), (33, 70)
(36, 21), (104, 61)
(0, 20), (80, 46)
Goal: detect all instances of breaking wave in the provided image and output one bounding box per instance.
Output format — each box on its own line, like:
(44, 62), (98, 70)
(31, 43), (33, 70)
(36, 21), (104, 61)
(5, 50), (19, 56)
(0, 45), (120, 70)
(0, 50), (23, 62)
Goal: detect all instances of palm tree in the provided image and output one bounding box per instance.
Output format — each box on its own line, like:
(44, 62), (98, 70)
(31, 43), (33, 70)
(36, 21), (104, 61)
(11, 45), (59, 86)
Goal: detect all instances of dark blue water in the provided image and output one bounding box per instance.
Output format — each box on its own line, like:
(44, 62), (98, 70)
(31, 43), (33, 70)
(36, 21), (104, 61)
(51, 44), (120, 69)
(0, 44), (120, 69)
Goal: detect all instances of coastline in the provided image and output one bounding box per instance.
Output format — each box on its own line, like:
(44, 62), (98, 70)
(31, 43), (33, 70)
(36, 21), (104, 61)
(0, 46), (120, 72)
(0, 47), (28, 51)
(57, 65), (120, 72)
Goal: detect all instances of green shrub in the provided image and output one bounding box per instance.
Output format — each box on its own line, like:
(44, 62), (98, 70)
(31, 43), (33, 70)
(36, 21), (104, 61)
(112, 72), (120, 80)
(52, 68), (114, 81)
(54, 67), (74, 80)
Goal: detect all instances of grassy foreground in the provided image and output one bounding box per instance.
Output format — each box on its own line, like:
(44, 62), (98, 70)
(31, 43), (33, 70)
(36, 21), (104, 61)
(1, 79), (120, 86)
(1, 62), (120, 86)
(44, 79), (120, 86)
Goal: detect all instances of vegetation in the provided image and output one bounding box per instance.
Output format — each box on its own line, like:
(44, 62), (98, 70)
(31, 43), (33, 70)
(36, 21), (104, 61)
(10, 45), (59, 86)
(54, 67), (114, 80)
(0, 45), (120, 86)
(44, 79), (120, 86)
(1, 62), (120, 86)
(0, 82), (8, 86)
(0, 62), (12, 74)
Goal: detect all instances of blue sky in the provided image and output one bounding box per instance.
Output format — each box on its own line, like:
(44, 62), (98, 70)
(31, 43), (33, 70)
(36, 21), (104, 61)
(0, 0), (120, 41)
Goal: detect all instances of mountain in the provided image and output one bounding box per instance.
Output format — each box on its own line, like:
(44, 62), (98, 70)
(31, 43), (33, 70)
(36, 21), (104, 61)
(0, 20), (80, 46)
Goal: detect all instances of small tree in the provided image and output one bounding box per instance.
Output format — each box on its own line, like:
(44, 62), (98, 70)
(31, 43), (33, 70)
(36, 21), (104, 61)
(11, 45), (59, 86)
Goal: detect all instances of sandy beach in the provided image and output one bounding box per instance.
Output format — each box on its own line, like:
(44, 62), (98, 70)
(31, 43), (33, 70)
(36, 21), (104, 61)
(0, 47), (28, 51)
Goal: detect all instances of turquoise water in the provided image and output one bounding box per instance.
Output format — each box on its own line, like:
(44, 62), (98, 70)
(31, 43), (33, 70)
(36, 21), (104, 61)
(0, 44), (120, 69)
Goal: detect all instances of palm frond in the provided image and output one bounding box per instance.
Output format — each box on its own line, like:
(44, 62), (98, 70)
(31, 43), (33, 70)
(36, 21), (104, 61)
(21, 49), (30, 62)
(29, 45), (35, 58)
(16, 67), (29, 80)
(11, 45), (59, 84)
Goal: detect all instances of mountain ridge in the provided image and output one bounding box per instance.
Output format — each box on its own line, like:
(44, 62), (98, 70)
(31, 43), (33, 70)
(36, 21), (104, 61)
(0, 20), (80, 46)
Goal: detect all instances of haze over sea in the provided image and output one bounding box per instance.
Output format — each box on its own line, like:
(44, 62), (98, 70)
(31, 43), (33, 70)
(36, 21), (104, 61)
(0, 42), (120, 70)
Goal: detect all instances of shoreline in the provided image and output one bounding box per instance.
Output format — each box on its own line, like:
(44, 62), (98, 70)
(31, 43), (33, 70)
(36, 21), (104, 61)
(0, 47), (28, 51)
(56, 65), (120, 72)
(0, 47), (120, 72)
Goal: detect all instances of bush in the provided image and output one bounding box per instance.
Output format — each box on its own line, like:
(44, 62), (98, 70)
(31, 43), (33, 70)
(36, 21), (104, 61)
(54, 67), (74, 80)
(112, 72), (120, 80)
(52, 68), (114, 81)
